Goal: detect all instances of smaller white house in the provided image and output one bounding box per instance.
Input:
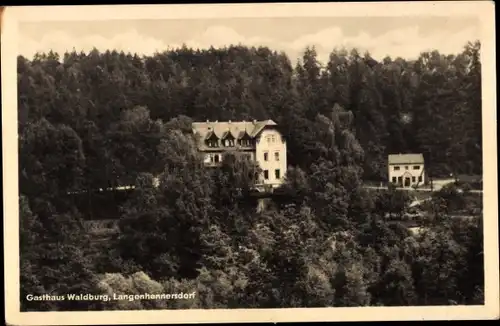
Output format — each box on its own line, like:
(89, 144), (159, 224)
(388, 153), (425, 188)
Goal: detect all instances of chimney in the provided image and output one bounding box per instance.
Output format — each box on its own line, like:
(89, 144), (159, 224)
(215, 120), (218, 123)
(253, 119), (257, 124)
(228, 120), (232, 124)
(206, 119), (209, 123)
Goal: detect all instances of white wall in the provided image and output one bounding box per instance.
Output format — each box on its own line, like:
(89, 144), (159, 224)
(255, 129), (287, 187)
(388, 163), (425, 187)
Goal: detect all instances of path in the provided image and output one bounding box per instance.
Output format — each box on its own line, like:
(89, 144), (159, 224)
(363, 185), (482, 194)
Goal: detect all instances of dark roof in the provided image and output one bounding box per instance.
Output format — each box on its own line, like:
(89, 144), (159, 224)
(388, 153), (424, 165)
(221, 130), (236, 139)
(237, 129), (252, 139)
(205, 130), (217, 139)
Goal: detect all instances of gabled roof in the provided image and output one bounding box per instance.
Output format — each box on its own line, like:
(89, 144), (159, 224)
(221, 130), (236, 139)
(237, 129), (252, 139)
(192, 120), (276, 139)
(205, 130), (218, 140)
(192, 119), (279, 150)
(388, 153), (424, 165)
(249, 119), (277, 137)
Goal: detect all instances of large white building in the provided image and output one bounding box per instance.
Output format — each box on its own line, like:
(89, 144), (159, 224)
(192, 119), (287, 189)
(388, 153), (425, 188)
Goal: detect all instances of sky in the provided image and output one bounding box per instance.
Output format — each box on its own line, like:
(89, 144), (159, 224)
(18, 16), (480, 63)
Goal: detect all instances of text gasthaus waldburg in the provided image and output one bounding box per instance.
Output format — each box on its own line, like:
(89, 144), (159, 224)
(26, 292), (197, 302)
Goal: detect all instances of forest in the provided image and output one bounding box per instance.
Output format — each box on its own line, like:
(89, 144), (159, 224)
(18, 41), (483, 310)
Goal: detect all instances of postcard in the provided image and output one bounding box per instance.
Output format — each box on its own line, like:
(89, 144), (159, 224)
(2, 2), (498, 325)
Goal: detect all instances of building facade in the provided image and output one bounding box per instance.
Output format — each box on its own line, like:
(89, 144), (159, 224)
(388, 153), (425, 188)
(192, 119), (287, 189)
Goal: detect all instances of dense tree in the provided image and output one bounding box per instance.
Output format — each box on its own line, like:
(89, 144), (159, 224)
(118, 129), (213, 279)
(373, 184), (412, 219)
(20, 195), (105, 311)
(19, 118), (86, 211)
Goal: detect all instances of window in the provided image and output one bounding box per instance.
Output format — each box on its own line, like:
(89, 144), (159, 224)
(264, 170), (269, 180)
(394, 166), (400, 171)
(209, 154), (214, 163)
(405, 166), (409, 170)
(264, 152), (269, 161)
(418, 176), (423, 182)
(275, 169), (280, 179)
(392, 177), (397, 183)
(214, 154), (220, 163)
(412, 176), (416, 182)
(275, 152), (279, 161)
(413, 165), (420, 170)
(397, 177), (402, 184)
(267, 135), (276, 143)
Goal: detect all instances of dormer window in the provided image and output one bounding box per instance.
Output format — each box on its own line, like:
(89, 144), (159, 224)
(207, 140), (218, 147)
(221, 130), (235, 147)
(239, 139), (251, 146)
(205, 131), (219, 147)
(238, 130), (252, 147)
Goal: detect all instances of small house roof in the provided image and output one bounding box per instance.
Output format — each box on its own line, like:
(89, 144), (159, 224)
(388, 153), (424, 165)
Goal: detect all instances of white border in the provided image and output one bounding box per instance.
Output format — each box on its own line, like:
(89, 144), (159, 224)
(2, 2), (498, 325)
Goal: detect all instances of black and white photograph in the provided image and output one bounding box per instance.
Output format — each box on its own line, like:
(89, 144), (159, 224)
(2, 2), (498, 325)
